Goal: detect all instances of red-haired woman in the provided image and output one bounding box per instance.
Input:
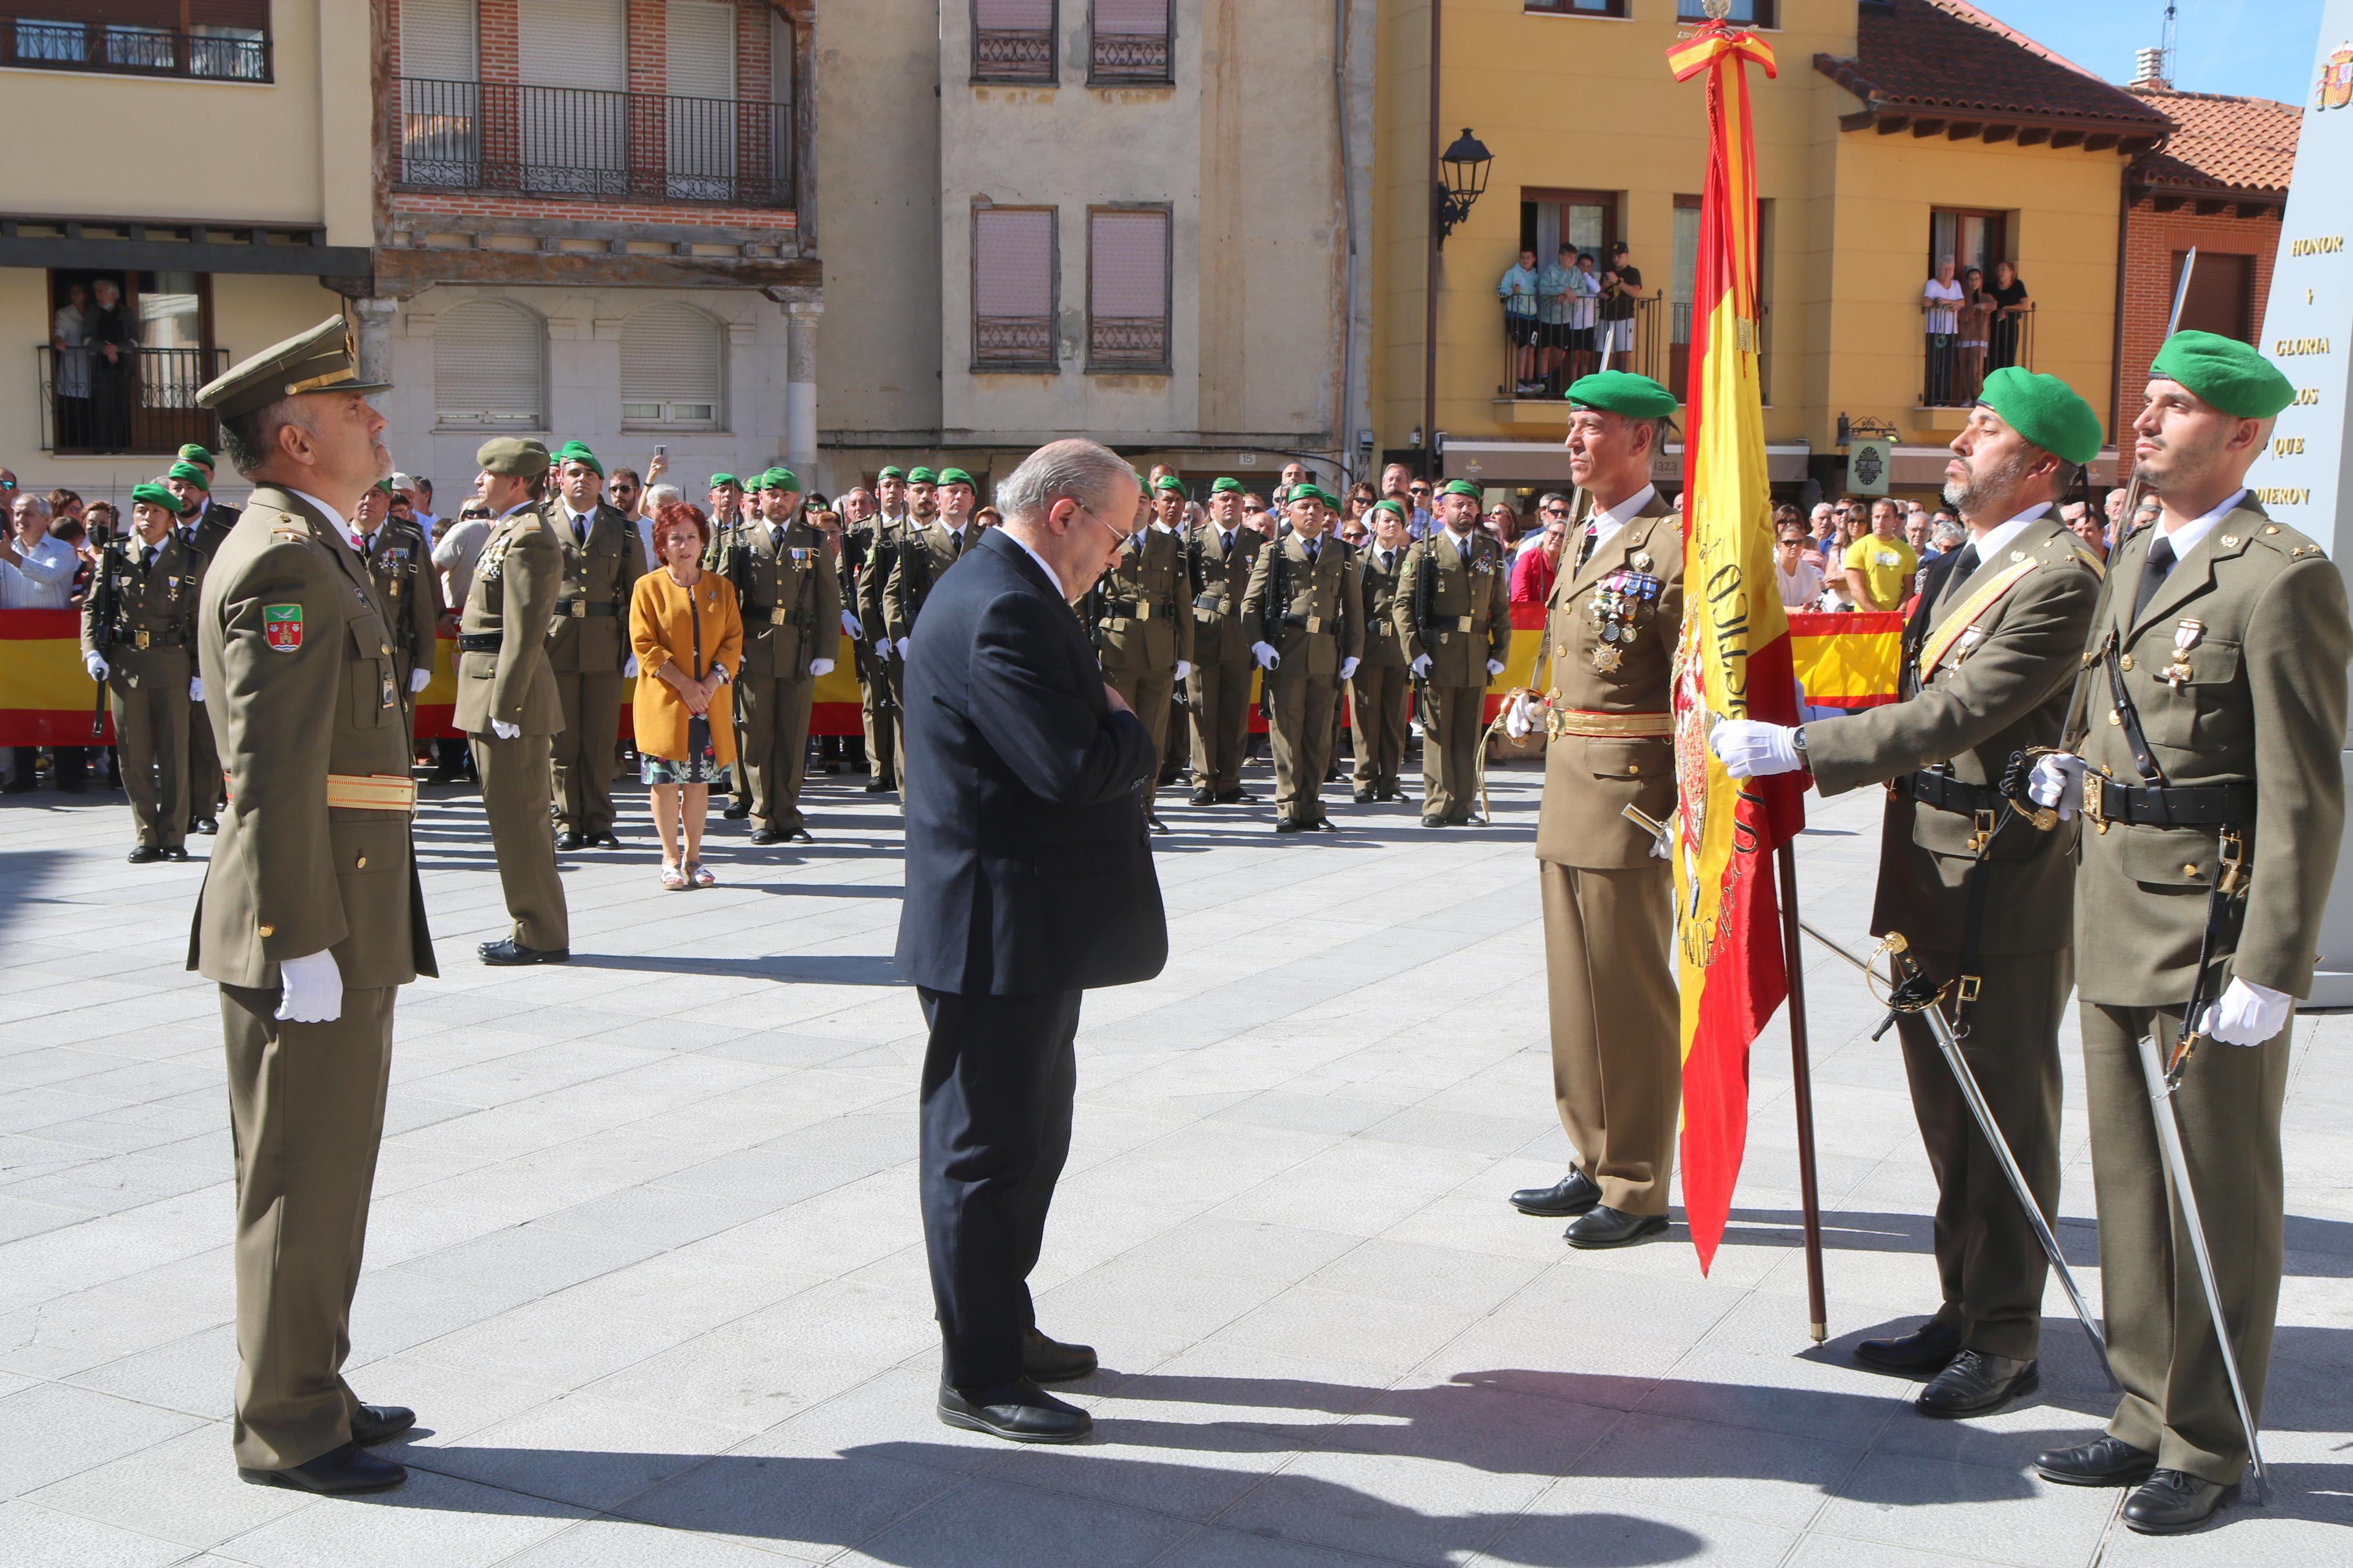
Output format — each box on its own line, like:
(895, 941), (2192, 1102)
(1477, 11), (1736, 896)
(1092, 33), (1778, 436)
(629, 502), (744, 888)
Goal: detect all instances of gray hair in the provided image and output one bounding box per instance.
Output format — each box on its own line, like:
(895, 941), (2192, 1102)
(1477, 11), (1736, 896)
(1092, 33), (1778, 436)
(995, 438), (1140, 525)
(12, 492), (49, 519)
(1537, 491), (1570, 511)
(1932, 518), (1967, 546)
(643, 483), (683, 511)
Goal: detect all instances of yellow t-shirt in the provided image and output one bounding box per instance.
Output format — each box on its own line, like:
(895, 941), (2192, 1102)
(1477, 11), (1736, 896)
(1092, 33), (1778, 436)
(1843, 533), (1918, 611)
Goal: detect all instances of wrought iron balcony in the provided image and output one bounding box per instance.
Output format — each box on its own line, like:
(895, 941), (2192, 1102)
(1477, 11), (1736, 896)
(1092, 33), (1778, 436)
(38, 345), (228, 457)
(397, 78), (794, 209)
(2, 16), (270, 80)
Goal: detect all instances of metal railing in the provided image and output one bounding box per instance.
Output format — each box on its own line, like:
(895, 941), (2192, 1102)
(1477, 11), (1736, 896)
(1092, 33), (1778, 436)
(1091, 30), (1171, 84)
(3, 17), (270, 80)
(975, 27), (1056, 83)
(1500, 292), (1668, 400)
(397, 78), (794, 209)
(1087, 315), (1168, 371)
(975, 315), (1056, 371)
(37, 345), (227, 456)
(1922, 304), (2035, 407)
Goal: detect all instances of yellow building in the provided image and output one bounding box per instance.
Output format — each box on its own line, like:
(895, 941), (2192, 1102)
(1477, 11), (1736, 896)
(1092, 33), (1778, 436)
(1372, 0), (2170, 500)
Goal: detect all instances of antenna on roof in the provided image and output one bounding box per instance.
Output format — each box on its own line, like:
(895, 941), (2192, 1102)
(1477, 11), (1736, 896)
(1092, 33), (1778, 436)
(2132, 2), (2178, 91)
(2162, 0), (2179, 86)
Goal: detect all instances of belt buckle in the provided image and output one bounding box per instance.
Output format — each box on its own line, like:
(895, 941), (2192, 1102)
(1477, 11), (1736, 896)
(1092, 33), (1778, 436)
(1307, 616), (1323, 634)
(569, 600), (587, 618)
(2217, 827), (2246, 896)
(1957, 975), (1982, 1004)
(1967, 808), (1996, 854)
(134, 629), (151, 650)
(2083, 772), (2108, 834)
(772, 608), (791, 626)
(1457, 616), (1474, 633)
(1137, 603), (1152, 621)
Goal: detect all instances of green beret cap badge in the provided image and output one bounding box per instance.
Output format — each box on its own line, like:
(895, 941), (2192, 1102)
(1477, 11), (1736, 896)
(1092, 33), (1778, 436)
(2149, 329), (2298, 419)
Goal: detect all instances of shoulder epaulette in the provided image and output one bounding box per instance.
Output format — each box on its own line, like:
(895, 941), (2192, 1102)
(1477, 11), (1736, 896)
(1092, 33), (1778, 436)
(2245, 520), (2327, 562)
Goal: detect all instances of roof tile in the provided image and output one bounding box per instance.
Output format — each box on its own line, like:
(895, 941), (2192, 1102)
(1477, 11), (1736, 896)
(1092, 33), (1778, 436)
(2129, 87), (2300, 195)
(1816, 0), (2173, 135)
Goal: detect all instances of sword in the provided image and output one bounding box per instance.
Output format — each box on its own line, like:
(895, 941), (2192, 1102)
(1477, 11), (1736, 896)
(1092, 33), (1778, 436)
(1798, 922), (2116, 1389)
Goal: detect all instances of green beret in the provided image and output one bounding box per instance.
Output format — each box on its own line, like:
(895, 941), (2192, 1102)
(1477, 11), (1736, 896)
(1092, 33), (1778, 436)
(130, 481), (190, 516)
(1438, 479), (1484, 501)
(1153, 474), (1186, 494)
(1210, 477), (1245, 495)
(375, 477), (396, 495)
(907, 467), (939, 485)
(196, 314), (390, 422)
(936, 467), (975, 488)
(1565, 369), (1678, 419)
(176, 443), (214, 468)
(878, 465), (907, 481)
(1287, 485), (1332, 508)
(766, 467), (801, 493)
(2149, 329), (2297, 419)
(1976, 367), (2103, 466)
(166, 461), (210, 492)
(552, 440), (603, 478)
(1370, 499), (1409, 522)
(708, 472), (740, 489)
(477, 437), (551, 478)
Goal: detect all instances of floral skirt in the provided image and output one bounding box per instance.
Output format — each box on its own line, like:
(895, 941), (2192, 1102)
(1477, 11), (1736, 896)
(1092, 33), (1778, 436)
(642, 715), (730, 787)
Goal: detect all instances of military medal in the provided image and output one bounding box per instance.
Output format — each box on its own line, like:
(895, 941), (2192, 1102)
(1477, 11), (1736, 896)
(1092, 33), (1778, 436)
(2165, 618), (2204, 687)
(1591, 643), (1624, 674)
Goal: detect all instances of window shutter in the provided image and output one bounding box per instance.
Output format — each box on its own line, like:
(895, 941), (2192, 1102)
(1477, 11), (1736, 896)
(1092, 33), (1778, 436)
(1093, 0), (1166, 34)
(974, 0), (1055, 26)
(974, 208), (1057, 367)
(665, 0), (734, 99)
(517, 0), (624, 90)
(400, 0), (478, 83)
(434, 303), (544, 429)
(621, 304), (725, 428)
(1088, 209), (1167, 369)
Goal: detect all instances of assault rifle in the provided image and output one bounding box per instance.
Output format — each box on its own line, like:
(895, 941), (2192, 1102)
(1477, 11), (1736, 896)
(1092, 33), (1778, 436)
(1409, 539), (1438, 718)
(88, 541), (122, 737)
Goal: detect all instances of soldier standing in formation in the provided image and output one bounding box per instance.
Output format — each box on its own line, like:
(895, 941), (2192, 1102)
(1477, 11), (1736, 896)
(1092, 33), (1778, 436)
(541, 441), (644, 850)
(1090, 474), (1194, 831)
(1246, 483), (1361, 833)
(725, 468), (842, 844)
(172, 445), (242, 557)
(1503, 371), (1684, 1248)
(189, 315), (435, 1495)
(704, 475), (758, 822)
(81, 481), (201, 862)
(1183, 477), (1264, 805)
(355, 477), (442, 738)
(165, 457), (230, 835)
(1715, 369), (2107, 1416)
(1399, 479), (1513, 826)
(882, 465), (973, 802)
(457, 438), (570, 966)
(1350, 499), (1414, 803)
(854, 464), (911, 793)
(2026, 333), (2347, 1534)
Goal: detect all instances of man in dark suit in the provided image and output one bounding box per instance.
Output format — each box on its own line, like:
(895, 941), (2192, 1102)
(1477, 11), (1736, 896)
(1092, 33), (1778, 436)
(896, 438), (1168, 1444)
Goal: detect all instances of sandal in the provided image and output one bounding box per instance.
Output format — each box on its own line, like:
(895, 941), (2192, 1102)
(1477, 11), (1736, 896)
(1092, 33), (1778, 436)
(661, 863), (687, 890)
(688, 862), (715, 888)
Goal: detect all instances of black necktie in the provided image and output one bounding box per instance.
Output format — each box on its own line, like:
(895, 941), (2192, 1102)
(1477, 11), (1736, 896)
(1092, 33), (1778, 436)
(1383, 549), (1397, 574)
(573, 514), (587, 546)
(1946, 542), (1979, 583)
(140, 545), (157, 573)
(1220, 531), (1232, 553)
(2133, 534), (2177, 622)
(1574, 525), (1598, 573)
(952, 528), (965, 559)
(1306, 541), (1319, 565)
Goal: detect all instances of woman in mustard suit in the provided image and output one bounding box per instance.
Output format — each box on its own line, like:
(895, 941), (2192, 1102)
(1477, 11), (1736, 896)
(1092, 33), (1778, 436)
(630, 503), (743, 887)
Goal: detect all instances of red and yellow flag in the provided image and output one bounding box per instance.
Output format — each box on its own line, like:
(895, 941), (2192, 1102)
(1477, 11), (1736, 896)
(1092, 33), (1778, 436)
(1666, 18), (1803, 1273)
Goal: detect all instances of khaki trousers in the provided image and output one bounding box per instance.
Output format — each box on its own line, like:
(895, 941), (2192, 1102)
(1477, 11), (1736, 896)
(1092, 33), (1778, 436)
(471, 732), (569, 950)
(1350, 665), (1410, 792)
(221, 982), (394, 1470)
(1422, 684), (1489, 822)
(110, 678), (187, 849)
(2081, 1001), (2288, 1485)
(1269, 670), (1338, 822)
(1891, 945), (2068, 1360)
(1189, 659), (1254, 794)
(861, 658), (898, 787)
(550, 670), (622, 835)
(739, 671), (816, 833)
(187, 687), (223, 824)
(1541, 859), (1678, 1215)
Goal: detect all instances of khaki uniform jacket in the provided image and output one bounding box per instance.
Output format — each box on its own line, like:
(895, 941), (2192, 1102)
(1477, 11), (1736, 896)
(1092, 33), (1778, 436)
(187, 488), (435, 989)
(1094, 526), (1195, 674)
(1185, 522), (1266, 667)
(2075, 501), (2350, 1004)
(882, 520), (970, 641)
(361, 517), (443, 691)
(186, 501), (239, 562)
(455, 504), (565, 736)
(1396, 529), (1513, 684)
(1355, 539), (1412, 670)
(1245, 533), (1362, 679)
(542, 499), (644, 675)
(730, 516), (844, 680)
(1535, 492), (1682, 869)
(81, 533), (201, 688)
(1805, 517), (2100, 955)
(856, 513), (908, 646)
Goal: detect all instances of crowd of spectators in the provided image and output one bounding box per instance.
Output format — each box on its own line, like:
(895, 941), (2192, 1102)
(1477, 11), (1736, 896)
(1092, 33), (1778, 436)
(1502, 241), (1643, 398)
(1923, 256), (2032, 407)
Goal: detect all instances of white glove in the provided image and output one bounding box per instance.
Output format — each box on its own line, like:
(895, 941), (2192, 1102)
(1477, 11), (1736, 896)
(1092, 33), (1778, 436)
(810, 658), (835, 677)
(1339, 656), (1361, 681)
(1250, 642), (1279, 670)
(1174, 660), (1192, 682)
(623, 655), (639, 678)
(2199, 977), (2291, 1047)
(492, 718), (521, 740)
(842, 610), (863, 638)
(1411, 654), (1432, 678)
(896, 638), (913, 658)
(1503, 691), (1537, 740)
(188, 677), (204, 703)
(409, 667), (431, 695)
(1486, 658), (1506, 677)
(2027, 752), (2086, 820)
(1709, 720), (1802, 779)
(84, 651), (108, 681)
(275, 948), (343, 1025)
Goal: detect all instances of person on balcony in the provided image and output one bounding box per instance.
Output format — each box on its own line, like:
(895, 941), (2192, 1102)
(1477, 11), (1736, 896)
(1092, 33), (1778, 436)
(1986, 259), (2032, 373)
(86, 278), (136, 453)
(1922, 255), (1964, 406)
(1499, 248), (1545, 397)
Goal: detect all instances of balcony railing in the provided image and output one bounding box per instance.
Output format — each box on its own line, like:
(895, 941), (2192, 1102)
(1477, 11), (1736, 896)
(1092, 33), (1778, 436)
(37, 345), (228, 456)
(1922, 304), (2035, 408)
(397, 78), (794, 209)
(975, 27), (1056, 83)
(1499, 293), (1669, 401)
(1090, 30), (1170, 84)
(975, 315), (1056, 372)
(1088, 315), (1168, 372)
(2, 16), (270, 80)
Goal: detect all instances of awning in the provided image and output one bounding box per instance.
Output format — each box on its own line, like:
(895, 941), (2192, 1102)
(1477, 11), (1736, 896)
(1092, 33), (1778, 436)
(1444, 439), (1813, 486)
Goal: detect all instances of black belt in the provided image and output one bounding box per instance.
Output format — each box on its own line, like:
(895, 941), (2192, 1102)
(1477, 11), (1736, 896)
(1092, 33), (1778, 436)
(1194, 593), (1224, 610)
(457, 632), (502, 652)
(554, 600), (620, 618)
(109, 628), (185, 649)
(2082, 777), (2256, 830)
(1893, 771), (2002, 817)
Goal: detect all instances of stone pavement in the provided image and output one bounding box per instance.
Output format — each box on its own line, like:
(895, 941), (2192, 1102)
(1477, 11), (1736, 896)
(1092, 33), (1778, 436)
(1, 759), (2348, 1567)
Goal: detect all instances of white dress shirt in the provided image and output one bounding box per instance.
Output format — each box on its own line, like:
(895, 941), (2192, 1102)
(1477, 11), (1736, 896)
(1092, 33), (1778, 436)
(1964, 501), (2054, 566)
(2158, 487), (2246, 561)
(1585, 483), (1659, 556)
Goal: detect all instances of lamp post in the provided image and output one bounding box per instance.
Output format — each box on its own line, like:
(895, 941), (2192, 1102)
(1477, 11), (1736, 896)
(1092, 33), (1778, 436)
(1421, 5), (1495, 483)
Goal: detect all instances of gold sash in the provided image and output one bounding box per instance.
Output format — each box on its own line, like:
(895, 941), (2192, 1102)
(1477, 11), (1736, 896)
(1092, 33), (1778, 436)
(1917, 560), (2038, 680)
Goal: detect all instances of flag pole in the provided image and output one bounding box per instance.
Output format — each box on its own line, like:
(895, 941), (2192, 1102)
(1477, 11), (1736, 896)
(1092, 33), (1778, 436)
(1774, 840), (1828, 1343)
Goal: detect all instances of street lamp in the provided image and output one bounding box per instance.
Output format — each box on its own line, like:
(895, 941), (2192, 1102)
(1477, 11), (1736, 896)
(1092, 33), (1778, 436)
(1435, 128), (1493, 247)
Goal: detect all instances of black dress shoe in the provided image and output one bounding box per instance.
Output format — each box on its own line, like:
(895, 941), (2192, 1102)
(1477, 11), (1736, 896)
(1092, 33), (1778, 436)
(1023, 1329), (1099, 1384)
(2036, 1435), (2158, 1488)
(1147, 813), (1168, 833)
(1190, 787), (1216, 805)
(239, 1442), (407, 1494)
(161, 847), (189, 862)
(722, 802), (751, 819)
(591, 830), (622, 849)
(2123, 1470), (2231, 1534)
(194, 816), (218, 835)
(1510, 1170), (1600, 1218)
(936, 1378), (1091, 1444)
(1915, 1349), (2037, 1418)
(127, 845), (163, 864)
(1421, 815), (1445, 828)
(555, 831), (586, 851)
(1273, 818), (1304, 834)
(1566, 1206), (1670, 1249)
(750, 828), (782, 845)
(865, 780), (896, 793)
(1304, 816), (1335, 831)
(1853, 1320), (1960, 1374)
(480, 938), (570, 966)
(1217, 788), (1254, 803)
(1353, 788), (1375, 803)
(349, 1404), (416, 1446)
(790, 827), (815, 843)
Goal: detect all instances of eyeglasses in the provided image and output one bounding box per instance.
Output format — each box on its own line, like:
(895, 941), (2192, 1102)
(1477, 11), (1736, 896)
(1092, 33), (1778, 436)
(1074, 503), (1135, 547)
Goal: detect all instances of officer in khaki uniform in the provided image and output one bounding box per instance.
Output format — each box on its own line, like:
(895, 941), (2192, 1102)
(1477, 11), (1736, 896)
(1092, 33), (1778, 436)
(882, 465), (971, 804)
(166, 458), (230, 834)
(1351, 500), (1415, 803)
(723, 467), (842, 842)
(852, 465), (910, 794)
(457, 438), (570, 965)
(82, 482), (202, 862)
(541, 441), (644, 849)
(1184, 477), (1265, 803)
(2024, 333), (2349, 1534)
(1091, 474), (1194, 829)
(356, 478), (442, 735)
(1501, 372), (1684, 1247)
(173, 443), (242, 560)
(1399, 479), (1513, 825)
(188, 315), (435, 1494)
(704, 474), (757, 818)
(1716, 369), (2107, 1417)
(1245, 483), (1361, 831)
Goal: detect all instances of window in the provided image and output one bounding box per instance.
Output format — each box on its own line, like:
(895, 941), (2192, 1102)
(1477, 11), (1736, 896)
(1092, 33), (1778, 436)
(1676, 0), (1776, 25)
(434, 301), (545, 429)
(1088, 207), (1171, 372)
(621, 304), (725, 430)
(1670, 195), (1702, 402)
(1929, 208), (2007, 283)
(973, 0), (1056, 84)
(1091, 0), (1170, 86)
(40, 269), (222, 456)
(973, 207), (1059, 372)
(518, 0), (627, 194)
(665, 0), (737, 201)
(5, 2), (270, 80)
(2173, 251), (2255, 344)
(1524, 1), (1629, 17)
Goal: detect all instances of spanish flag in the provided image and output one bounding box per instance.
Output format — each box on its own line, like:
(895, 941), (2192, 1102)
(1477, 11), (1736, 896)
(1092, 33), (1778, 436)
(1666, 18), (1804, 1273)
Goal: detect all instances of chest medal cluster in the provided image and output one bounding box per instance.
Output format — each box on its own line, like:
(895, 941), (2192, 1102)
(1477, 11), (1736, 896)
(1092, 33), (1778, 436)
(1587, 558), (1662, 673)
